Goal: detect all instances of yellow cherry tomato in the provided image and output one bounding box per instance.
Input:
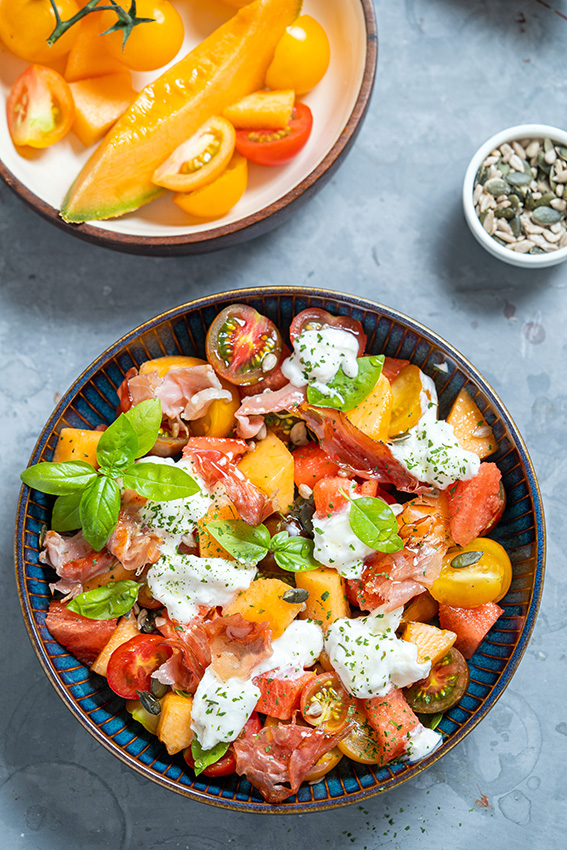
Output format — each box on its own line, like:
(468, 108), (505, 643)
(346, 373), (393, 442)
(173, 152), (248, 220)
(153, 116), (236, 193)
(266, 15), (331, 96)
(0, 0), (80, 63)
(99, 0), (184, 72)
(430, 537), (512, 608)
(337, 706), (383, 765)
(388, 364), (428, 437)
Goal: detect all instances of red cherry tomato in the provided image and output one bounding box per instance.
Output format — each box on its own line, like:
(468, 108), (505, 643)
(289, 308), (367, 356)
(300, 672), (356, 734)
(106, 635), (172, 699)
(7, 65), (74, 149)
(235, 102), (313, 166)
(206, 304), (282, 386)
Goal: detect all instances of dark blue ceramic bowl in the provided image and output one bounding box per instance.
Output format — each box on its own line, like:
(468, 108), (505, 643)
(15, 288), (545, 812)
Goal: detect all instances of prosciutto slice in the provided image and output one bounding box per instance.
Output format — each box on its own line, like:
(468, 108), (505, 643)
(234, 719), (351, 803)
(235, 384), (307, 439)
(117, 365), (232, 431)
(203, 614), (273, 681)
(41, 530), (115, 593)
(349, 494), (451, 611)
(183, 438), (272, 527)
(107, 506), (163, 573)
(298, 404), (428, 493)
(154, 615), (211, 693)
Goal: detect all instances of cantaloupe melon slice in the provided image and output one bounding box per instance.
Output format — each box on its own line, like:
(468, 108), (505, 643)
(61, 0), (302, 222)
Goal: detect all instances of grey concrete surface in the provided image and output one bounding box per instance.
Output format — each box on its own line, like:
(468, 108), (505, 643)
(1, 1), (565, 847)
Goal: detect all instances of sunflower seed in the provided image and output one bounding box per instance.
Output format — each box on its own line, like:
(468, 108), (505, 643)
(290, 421), (309, 446)
(483, 210), (495, 235)
(554, 170), (567, 184)
(509, 154), (525, 172)
(532, 206), (563, 225)
(513, 240), (535, 253)
(496, 219), (513, 234)
(550, 198), (567, 211)
(298, 483), (313, 499)
(559, 232), (567, 248)
(484, 155), (499, 166)
(543, 229), (562, 243)
(550, 221), (563, 233)
(544, 148), (557, 165)
(473, 425), (493, 437)
(473, 184), (483, 204)
(512, 140), (527, 159)
(497, 232), (517, 243)
(526, 141), (541, 158)
(485, 178), (511, 195)
(557, 185), (565, 198)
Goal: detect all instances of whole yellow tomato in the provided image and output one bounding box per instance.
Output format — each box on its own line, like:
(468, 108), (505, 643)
(266, 15), (331, 96)
(99, 0), (184, 72)
(0, 0), (80, 64)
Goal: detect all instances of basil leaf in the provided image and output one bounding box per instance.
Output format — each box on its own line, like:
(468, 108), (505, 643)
(80, 476), (121, 551)
(205, 519), (271, 563)
(122, 462), (200, 501)
(307, 355), (384, 412)
(51, 491), (83, 532)
(423, 713), (444, 731)
(271, 535), (320, 572)
(67, 580), (140, 620)
(96, 414), (138, 471)
(20, 461), (99, 495)
(191, 738), (231, 777)
(123, 399), (162, 458)
(347, 495), (403, 553)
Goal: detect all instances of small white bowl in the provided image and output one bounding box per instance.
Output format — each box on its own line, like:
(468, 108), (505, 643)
(463, 124), (567, 268)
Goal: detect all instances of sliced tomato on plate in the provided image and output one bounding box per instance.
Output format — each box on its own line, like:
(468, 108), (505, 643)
(404, 647), (470, 714)
(300, 672), (356, 734)
(235, 102), (313, 166)
(7, 65), (74, 149)
(206, 304), (282, 386)
(106, 635), (172, 699)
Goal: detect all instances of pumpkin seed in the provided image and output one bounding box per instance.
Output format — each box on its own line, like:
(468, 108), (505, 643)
(534, 192), (556, 208)
(476, 165), (489, 185)
(532, 206), (563, 225)
(524, 190), (535, 211)
(537, 152), (551, 174)
(557, 146), (567, 161)
(151, 679), (169, 699)
(485, 178), (511, 195)
(544, 137), (554, 153)
(451, 551), (483, 569)
(507, 171), (531, 187)
(492, 236), (508, 246)
(530, 246), (546, 254)
(282, 587), (309, 604)
(138, 690), (162, 715)
(508, 193), (520, 210)
(497, 159), (511, 176)
(494, 207), (515, 220)
(140, 609), (159, 634)
(510, 214), (521, 237)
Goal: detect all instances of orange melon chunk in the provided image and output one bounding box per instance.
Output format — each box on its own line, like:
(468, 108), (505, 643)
(197, 502), (240, 560)
(90, 613), (139, 677)
(157, 692), (194, 755)
(223, 578), (302, 638)
(446, 388), (495, 459)
(70, 73), (138, 148)
(52, 427), (102, 466)
(402, 621), (457, 667)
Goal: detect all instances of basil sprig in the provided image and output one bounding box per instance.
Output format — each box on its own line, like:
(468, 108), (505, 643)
(191, 739), (231, 777)
(21, 399), (199, 551)
(307, 355), (384, 411)
(206, 520), (320, 572)
(67, 580), (140, 620)
(341, 491), (403, 553)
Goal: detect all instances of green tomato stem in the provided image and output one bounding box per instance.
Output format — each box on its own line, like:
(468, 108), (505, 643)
(47, 0), (153, 48)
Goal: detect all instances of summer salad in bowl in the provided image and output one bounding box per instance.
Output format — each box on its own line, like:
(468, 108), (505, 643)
(15, 289), (544, 811)
(0, 0), (376, 254)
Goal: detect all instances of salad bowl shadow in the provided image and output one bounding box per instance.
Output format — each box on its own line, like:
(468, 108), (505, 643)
(0, 0), (377, 256)
(15, 287), (545, 812)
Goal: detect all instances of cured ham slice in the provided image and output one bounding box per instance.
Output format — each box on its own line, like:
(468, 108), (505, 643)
(183, 438), (271, 527)
(235, 384), (307, 439)
(298, 404), (427, 493)
(117, 365), (232, 431)
(41, 530), (115, 585)
(107, 506), (163, 573)
(349, 494), (451, 612)
(45, 600), (117, 665)
(155, 615), (211, 693)
(234, 719), (350, 803)
(203, 614), (272, 681)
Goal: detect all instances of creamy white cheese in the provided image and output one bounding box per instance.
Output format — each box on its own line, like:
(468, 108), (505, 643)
(313, 501), (374, 580)
(325, 608), (430, 699)
(253, 620), (324, 681)
(405, 724), (442, 763)
(281, 326), (360, 396)
(147, 547), (257, 623)
(389, 373), (480, 490)
(190, 666), (260, 750)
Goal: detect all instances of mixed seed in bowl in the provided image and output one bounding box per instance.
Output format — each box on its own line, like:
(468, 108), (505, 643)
(473, 137), (567, 255)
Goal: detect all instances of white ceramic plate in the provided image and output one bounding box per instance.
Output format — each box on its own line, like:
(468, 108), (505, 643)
(0, 0), (376, 253)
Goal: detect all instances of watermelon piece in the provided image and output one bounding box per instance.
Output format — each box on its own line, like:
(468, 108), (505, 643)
(293, 443), (339, 489)
(253, 671), (315, 720)
(449, 462), (503, 546)
(438, 602), (504, 659)
(45, 601), (118, 665)
(313, 477), (378, 518)
(363, 687), (419, 765)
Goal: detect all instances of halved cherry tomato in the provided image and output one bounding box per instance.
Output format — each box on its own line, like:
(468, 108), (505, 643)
(153, 116), (236, 193)
(430, 537), (512, 608)
(173, 152), (248, 220)
(235, 102), (313, 166)
(388, 364), (428, 437)
(266, 15), (331, 96)
(289, 308), (367, 357)
(0, 0), (80, 64)
(300, 672), (356, 733)
(99, 0), (184, 72)
(7, 65), (75, 149)
(206, 305), (282, 386)
(337, 705), (384, 765)
(106, 635), (172, 699)
(183, 712), (261, 777)
(404, 647), (469, 714)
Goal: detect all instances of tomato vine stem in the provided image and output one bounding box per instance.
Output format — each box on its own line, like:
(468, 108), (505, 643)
(47, 0), (154, 48)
